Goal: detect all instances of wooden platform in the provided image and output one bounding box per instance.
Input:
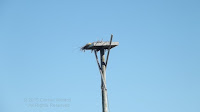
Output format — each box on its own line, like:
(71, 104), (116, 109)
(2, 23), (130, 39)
(81, 42), (119, 51)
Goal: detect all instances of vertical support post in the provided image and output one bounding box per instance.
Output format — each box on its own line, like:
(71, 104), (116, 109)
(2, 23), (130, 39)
(100, 49), (108, 112)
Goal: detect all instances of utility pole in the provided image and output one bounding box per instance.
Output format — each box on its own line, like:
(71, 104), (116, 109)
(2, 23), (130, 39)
(81, 34), (119, 112)
(100, 49), (108, 112)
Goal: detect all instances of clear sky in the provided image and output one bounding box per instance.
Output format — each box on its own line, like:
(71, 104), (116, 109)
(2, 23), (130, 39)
(0, 0), (200, 112)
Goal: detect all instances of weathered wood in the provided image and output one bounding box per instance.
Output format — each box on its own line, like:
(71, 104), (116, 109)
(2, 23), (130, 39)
(100, 49), (108, 112)
(81, 41), (119, 51)
(94, 50), (107, 89)
(106, 34), (113, 67)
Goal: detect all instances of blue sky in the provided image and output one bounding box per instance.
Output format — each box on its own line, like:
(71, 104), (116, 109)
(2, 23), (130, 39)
(0, 0), (200, 112)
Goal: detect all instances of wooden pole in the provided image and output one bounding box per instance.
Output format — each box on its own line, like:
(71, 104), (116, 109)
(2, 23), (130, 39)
(100, 49), (108, 112)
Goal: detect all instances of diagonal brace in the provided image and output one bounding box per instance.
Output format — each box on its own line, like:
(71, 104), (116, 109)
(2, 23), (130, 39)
(105, 34), (113, 68)
(94, 50), (107, 89)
